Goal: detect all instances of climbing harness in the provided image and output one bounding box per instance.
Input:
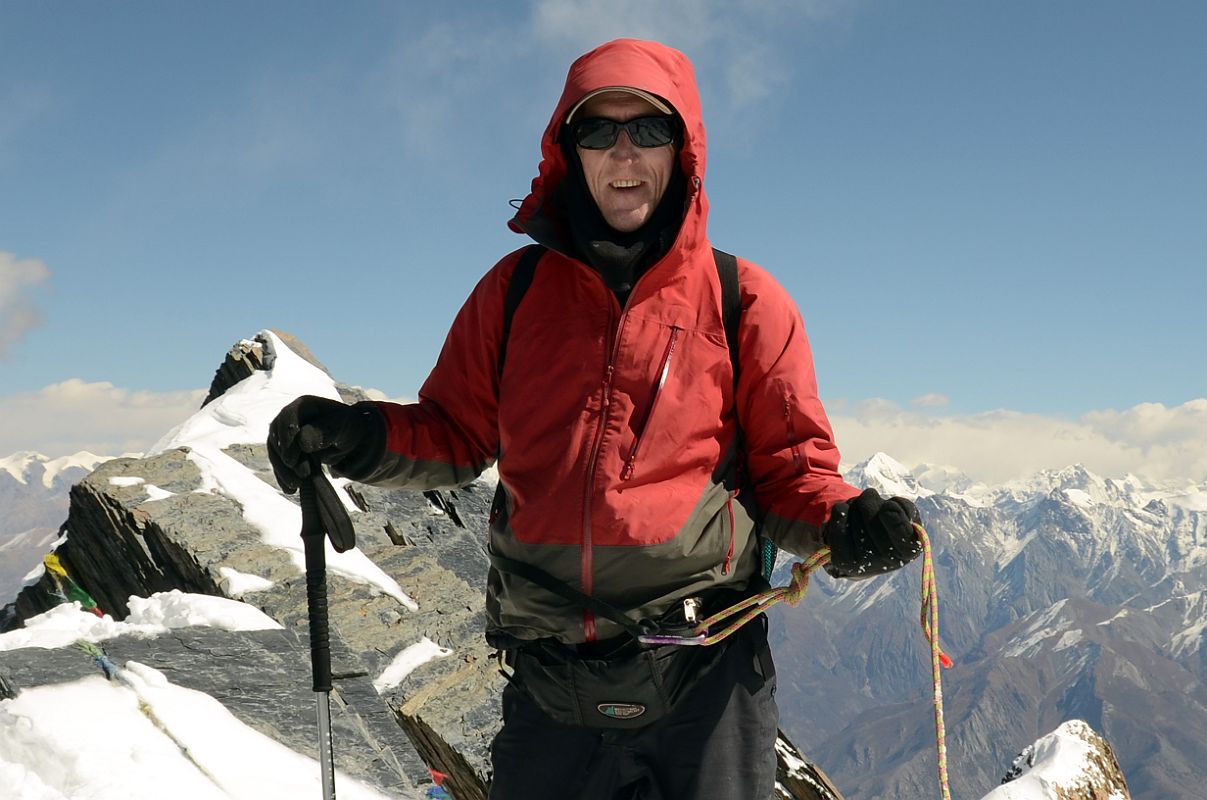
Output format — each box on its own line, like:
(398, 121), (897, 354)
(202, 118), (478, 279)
(639, 524), (955, 800)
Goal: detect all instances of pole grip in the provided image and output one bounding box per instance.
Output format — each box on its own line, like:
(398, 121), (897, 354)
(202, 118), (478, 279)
(300, 478), (333, 693)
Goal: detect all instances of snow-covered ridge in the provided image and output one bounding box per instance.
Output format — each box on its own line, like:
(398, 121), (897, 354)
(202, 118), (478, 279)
(0, 591), (282, 653)
(0, 451), (112, 489)
(0, 596), (396, 800)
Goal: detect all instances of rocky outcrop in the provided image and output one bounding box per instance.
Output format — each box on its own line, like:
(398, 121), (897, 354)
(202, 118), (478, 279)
(987, 719), (1130, 800)
(2, 331), (839, 799)
(776, 733), (845, 799)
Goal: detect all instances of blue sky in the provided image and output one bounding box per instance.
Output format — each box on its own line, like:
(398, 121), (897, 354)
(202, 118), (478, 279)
(2, 1), (1205, 482)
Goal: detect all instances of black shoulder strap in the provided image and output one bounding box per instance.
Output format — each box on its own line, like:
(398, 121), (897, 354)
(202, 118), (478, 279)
(498, 244), (547, 376)
(712, 248), (773, 577)
(712, 248), (741, 383)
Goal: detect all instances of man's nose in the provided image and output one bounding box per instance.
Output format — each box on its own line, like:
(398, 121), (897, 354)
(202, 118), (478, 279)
(609, 129), (639, 157)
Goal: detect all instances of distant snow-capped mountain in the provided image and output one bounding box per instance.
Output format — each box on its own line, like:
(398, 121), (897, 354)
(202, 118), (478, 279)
(0, 451), (113, 604)
(0, 451), (110, 490)
(774, 452), (1204, 800)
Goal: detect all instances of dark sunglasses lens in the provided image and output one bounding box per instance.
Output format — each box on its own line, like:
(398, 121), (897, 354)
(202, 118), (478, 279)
(575, 119), (620, 149)
(628, 117), (675, 147)
(572, 116), (676, 149)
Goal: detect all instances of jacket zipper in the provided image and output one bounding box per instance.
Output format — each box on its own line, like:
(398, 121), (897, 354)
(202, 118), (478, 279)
(620, 326), (681, 482)
(722, 489), (738, 575)
(581, 304), (626, 642)
(579, 262), (667, 641)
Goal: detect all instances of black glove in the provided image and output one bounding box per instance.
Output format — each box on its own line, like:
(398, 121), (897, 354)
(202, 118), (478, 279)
(267, 395), (385, 494)
(823, 488), (923, 578)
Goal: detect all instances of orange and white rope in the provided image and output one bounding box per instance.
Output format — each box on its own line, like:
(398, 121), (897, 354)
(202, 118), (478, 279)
(641, 523), (954, 799)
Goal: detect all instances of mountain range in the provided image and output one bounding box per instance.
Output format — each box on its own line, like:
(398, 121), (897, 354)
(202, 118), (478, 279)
(772, 452), (1206, 799)
(0, 452), (109, 604)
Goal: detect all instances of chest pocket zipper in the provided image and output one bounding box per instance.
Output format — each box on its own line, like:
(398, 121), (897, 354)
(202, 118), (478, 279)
(620, 326), (681, 482)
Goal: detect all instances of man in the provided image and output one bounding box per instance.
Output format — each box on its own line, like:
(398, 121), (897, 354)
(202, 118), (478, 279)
(269, 38), (922, 799)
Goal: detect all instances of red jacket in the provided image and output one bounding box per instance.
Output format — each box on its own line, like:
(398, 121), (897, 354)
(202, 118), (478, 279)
(359, 39), (859, 644)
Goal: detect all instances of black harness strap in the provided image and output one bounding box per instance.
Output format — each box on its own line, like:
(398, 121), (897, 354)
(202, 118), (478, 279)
(488, 551), (658, 639)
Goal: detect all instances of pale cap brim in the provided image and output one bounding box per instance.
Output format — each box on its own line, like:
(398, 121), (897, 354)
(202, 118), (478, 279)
(566, 87), (674, 124)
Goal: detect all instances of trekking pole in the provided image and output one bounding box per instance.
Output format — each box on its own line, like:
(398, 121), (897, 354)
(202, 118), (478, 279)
(300, 467), (338, 800)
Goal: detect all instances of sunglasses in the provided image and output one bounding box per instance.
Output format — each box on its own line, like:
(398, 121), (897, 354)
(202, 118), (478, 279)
(569, 116), (677, 150)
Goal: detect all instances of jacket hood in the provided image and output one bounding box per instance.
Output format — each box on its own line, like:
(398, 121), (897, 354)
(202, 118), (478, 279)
(509, 39), (709, 254)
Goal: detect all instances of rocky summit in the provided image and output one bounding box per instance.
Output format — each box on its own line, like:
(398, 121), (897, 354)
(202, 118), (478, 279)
(1, 330), (843, 800)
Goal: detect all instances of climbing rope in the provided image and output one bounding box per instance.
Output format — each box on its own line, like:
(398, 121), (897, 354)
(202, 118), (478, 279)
(640, 523), (954, 800)
(913, 524), (954, 800)
(75, 639), (234, 796)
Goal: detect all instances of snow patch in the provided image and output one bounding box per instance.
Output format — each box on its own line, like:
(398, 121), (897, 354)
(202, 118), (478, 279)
(217, 566), (275, 597)
(373, 637), (454, 692)
(0, 591), (281, 652)
(109, 475), (174, 502)
(1063, 488), (1094, 508)
(0, 666), (394, 800)
(1053, 629), (1083, 652)
(1003, 600), (1071, 659)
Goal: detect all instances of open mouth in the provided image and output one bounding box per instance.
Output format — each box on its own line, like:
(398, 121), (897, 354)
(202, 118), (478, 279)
(610, 179), (643, 189)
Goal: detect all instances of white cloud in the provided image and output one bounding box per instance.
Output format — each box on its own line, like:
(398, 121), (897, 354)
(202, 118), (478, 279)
(532, 0), (724, 52)
(5, 375), (1203, 487)
(529, 0), (805, 108)
(376, 20), (527, 163)
(0, 252), (51, 358)
(0, 380), (205, 458)
(830, 397), (1207, 484)
(911, 393), (950, 408)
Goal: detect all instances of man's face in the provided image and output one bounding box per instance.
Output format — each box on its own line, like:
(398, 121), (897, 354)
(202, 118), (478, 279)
(573, 92), (676, 233)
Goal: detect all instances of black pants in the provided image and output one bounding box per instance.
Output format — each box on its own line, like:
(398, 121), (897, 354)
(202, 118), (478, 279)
(487, 620), (778, 800)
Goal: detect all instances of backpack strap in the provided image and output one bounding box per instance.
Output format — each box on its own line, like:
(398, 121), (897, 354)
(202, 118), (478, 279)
(712, 248), (741, 382)
(712, 249), (775, 579)
(498, 244), (547, 377)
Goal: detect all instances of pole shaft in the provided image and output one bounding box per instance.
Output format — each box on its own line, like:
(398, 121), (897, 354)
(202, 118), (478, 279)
(317, 692), (336, 800)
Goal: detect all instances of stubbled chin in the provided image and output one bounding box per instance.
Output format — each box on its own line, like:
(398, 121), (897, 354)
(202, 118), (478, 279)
(601, 196), (652, 232)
